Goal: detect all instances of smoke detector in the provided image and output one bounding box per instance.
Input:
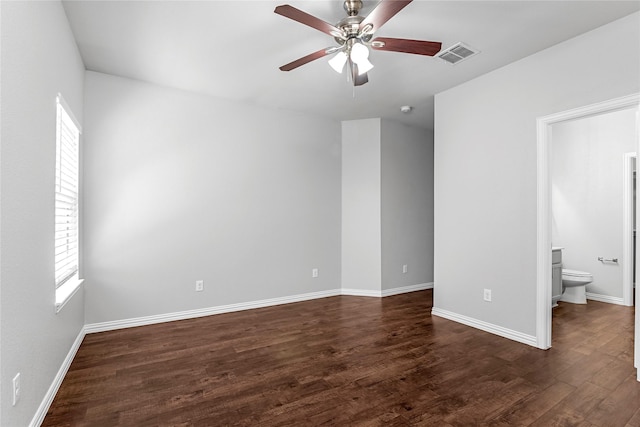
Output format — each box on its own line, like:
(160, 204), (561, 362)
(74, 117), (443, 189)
(436, 42), (479, 65)
(400, 105), (412, 113)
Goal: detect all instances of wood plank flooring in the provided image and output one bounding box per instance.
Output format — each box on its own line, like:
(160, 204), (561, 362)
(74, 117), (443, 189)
(43, 290), (638, 426)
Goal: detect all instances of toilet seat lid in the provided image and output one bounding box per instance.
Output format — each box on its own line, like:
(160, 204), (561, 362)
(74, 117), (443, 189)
(562, 269), (591, 278)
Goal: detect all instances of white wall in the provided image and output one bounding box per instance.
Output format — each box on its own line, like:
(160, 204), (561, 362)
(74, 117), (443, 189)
(83, 71), (342, 324)
(381, 119), (434, 291)
(434, 12), (640, 338)
(552, 108), (637, 300)
(341, 119), (382, 292)
(0, 2), (85, 425)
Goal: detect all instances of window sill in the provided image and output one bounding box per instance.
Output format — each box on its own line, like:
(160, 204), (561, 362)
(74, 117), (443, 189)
(55, 276), (84, 313)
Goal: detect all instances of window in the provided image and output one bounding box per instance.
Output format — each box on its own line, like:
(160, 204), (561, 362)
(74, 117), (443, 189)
(55, 94), (82, 311)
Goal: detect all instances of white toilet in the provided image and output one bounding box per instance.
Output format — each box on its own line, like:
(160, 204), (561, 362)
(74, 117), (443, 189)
(560, 269), (593, 304)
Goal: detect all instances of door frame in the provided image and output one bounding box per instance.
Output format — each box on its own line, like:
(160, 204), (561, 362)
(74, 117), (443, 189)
(536, 93), (640, 350)
(623, 152), (636, 307)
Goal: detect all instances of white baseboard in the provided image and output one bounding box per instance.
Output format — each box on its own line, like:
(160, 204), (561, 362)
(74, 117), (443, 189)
(342, 282), (433, 298)
(431, 307), (537, 348)
(586, 292), (626, 306)
(381, 282), (434, 297)
(30, 326), (86, 427)
(86, 284), (435, 333)
(85, 289), (342, 333)
(341, 288), (382, 297)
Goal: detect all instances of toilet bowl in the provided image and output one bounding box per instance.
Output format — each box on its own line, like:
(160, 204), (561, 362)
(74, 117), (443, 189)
(560, 269), (593, 304)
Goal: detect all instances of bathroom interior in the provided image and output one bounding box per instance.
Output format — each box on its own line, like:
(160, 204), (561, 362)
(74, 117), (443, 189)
(551, 107), (638, 310)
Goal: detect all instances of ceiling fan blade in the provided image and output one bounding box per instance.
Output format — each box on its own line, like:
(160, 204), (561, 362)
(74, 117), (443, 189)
(371, 37), (442, 56)
(275, 5), (344, 38)
(354, 71), (369, 86)
(279, 48), (331, 72)
(359, 0), (412, 33)
(351, 64), (369, 86)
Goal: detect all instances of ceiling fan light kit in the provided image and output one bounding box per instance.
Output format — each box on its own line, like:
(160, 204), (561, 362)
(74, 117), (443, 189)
(275, 0), (443, 86)
(329, 51), (348, 73)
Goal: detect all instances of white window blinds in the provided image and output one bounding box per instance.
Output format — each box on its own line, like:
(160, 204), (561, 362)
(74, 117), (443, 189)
(55, 95), (81, 288)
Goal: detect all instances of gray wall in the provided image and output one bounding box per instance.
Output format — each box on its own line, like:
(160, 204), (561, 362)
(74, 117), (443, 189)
(434, 12), (640, 337)
(83, 71), (342, 324)
(552, 108), (638, 300)
(341, 119), (383, 292)
(341, 118), (434, 294)
(381, 119), (434, 291)
(0, 2), (86, 425)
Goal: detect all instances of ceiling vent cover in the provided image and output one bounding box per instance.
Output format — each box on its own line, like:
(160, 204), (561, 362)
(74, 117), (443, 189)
(437, 42), (479, 65)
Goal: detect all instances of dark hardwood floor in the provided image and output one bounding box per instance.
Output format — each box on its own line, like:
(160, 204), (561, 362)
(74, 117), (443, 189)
(44, 290), (638, 426)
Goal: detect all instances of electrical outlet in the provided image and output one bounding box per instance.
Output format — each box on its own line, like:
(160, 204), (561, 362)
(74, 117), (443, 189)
(195, 280), (204, 292)
(402, 264), (408, 274)
(483, 289), (492, 302)
(12, 373), (20, 406)
(312, 268), (319, 278)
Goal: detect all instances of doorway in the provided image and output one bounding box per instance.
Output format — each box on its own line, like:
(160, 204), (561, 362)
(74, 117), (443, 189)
(550, 112), (636, 306)
(536, 93), (640, 353)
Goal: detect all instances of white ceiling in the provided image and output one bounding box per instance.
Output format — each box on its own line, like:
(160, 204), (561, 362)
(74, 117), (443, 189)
(62, 1), (640, 130)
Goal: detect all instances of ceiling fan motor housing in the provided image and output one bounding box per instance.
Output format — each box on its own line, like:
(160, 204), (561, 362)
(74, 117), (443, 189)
(343, 0), (363, 16)
(335, 15), (367, 44)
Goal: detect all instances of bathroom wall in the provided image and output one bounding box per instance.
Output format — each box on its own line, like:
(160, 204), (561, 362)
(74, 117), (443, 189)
(551, 107), (638, 301)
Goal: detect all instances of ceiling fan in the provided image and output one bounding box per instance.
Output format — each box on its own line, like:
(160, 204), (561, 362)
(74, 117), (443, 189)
(275, 0), (442, 86)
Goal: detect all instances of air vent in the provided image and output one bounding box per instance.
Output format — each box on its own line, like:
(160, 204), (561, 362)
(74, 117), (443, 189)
(436, 42), (479, 65)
